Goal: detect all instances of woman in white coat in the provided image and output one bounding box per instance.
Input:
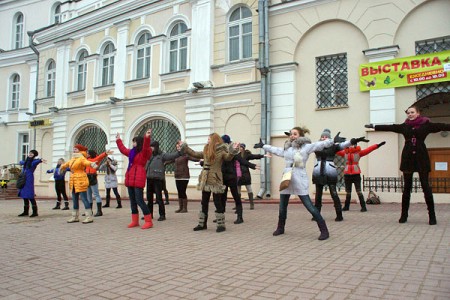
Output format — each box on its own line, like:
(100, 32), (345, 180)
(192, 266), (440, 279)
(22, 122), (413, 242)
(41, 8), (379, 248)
(99, 156), (122, 208)
(254, 126), (335, 240)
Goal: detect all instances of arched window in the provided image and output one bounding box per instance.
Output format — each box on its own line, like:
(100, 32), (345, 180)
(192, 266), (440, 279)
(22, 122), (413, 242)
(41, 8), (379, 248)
(228, 7), (252, 62)
(136, 119), (181, 173)
(101, 43), (115, 86)
(169, 22), (188, 72)
(53, 4), (61, 24)
(75, 125), (108, 156)
(46, 60), (56, 97)
(76, 50), (88, 91)
(10, 74), (20, 109)
(14, 13), (24, 49)
(136, 32), (152, 79)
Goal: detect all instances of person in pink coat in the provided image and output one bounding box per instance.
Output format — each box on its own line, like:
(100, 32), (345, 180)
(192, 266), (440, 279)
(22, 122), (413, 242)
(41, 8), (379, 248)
(116, 129), (153, 229)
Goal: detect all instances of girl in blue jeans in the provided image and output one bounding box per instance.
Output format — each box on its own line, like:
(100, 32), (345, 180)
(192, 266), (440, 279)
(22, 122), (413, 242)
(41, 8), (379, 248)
(254, 126), (335, 240)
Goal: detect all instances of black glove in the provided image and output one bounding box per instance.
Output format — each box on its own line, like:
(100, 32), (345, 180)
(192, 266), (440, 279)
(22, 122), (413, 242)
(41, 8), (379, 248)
(253, 138), (264, 149)
(351, 137), (370, 145)
(377, 141), (386, 148)
(334, 132), (346, 143)
(364, 124), (374, 129)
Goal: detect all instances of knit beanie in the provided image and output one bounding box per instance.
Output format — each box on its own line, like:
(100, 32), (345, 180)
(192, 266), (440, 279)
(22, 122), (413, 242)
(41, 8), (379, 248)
(321, 128), (331, 139)
(221, 135), (231, 144)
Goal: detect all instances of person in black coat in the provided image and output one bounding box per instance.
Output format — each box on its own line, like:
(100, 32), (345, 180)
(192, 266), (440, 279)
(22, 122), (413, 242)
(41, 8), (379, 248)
(366, 104), (450, 225)
(237, 143), (263, 210)
(221, 135), (257, 224)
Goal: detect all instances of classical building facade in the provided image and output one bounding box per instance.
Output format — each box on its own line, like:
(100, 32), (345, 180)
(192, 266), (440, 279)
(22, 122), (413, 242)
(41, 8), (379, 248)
(0, 0), (448, 201)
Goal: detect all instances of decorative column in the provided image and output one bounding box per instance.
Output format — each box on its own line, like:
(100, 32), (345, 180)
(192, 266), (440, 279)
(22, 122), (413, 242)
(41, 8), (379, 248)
(114, 20), (130, 99)
(55, 39), (72, 109)
(109, 106), (126, 183)
(363, 45), (400, 177)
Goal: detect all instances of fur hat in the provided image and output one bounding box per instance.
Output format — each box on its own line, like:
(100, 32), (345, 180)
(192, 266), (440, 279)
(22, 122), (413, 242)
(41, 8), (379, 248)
(30, 150), (39, 157)
(221, 135), (231, 144)
(321, 128), (331, 139)
(74, 144), (87, 151)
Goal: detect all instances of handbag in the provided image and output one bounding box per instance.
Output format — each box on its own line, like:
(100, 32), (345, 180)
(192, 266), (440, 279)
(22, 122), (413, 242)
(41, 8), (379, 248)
(16, 171), (26, 189)
(87, 174), (98, 186)
(279, 169), (292, 191)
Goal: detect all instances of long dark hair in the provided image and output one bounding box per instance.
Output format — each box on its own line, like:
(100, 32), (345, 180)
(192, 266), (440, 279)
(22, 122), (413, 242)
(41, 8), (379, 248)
(133, 136), (144, 154)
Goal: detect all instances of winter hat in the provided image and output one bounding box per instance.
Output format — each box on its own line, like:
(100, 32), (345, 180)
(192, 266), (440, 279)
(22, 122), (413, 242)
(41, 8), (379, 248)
(30, 150), (39, 157)
(221, 135), (231, 144)
(240, 143), (246, 149)
(321, 128), (331, 139)
(150, 141), (159, 147)
(74, 144), (88, 151)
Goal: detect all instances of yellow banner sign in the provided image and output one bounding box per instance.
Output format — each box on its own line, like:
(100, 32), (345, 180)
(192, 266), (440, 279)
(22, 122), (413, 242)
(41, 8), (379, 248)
(29, 119), (52, 128)
(359, 50), (450, 91)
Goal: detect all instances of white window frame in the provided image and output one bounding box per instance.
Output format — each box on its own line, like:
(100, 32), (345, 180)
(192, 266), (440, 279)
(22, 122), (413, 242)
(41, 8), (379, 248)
(135, 31), (152, 79)
(228, 6), (252, 62)
(14, 13), (24, 49)
(169, 22), (188, 72)
(18, 133), (29, 162)
(10, 74), (20, 110)
(101, 43), (115, 86)
(45, 60), (56, 97)
(76, 50), (88, 91)
(53, 3), (61, 24)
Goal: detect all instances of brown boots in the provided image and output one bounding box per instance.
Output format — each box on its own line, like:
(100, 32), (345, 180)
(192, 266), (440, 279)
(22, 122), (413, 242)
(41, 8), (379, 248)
(175, 198), (188, 213)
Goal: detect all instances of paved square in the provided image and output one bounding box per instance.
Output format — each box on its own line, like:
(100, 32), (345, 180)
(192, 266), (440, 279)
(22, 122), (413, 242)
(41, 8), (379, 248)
(1, 199), (449, 299)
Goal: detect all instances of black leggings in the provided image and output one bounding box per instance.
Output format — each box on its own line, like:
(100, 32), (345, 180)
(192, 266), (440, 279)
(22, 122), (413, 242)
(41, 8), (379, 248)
(201, 191), (224, 215)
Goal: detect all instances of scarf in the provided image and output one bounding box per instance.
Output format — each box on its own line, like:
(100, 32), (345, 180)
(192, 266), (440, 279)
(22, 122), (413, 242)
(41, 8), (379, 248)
(405, 116), (430, 129)
(128, 148), (137, 170)
(284, 137), (312, 150)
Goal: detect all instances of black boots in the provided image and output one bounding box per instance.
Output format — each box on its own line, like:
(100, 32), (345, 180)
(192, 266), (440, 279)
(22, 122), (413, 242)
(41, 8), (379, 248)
(29, 206), (38, 217)
(358, 193), (367, 212)
(343, 194), (351, 211)
(62, 201), (70, 210)
(399, 194), (410, 223)
(18, 205), (29, 217)
(94, 203), (103, 217)
(317, 220), (329, 240)
(52, 201), (61, 210)
(193, 212), (207, 231)
(116, 196), (122, 208)
(273, 218), (286, 236)
(248, 192), (254, 210)
(103, 196), (110, 208)
(234, 209), (244, 224)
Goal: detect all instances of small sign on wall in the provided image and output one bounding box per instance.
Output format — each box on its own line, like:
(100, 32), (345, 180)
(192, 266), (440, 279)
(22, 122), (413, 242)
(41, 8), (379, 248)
(435, 162), (448, 171)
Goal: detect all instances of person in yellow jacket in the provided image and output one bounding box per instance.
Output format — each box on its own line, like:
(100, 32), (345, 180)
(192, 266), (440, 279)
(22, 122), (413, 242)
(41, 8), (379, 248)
(61, 144), (97, 224)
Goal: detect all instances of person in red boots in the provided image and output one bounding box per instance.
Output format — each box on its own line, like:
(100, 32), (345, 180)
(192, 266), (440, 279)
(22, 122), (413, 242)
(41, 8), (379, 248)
(336, 141), (385, 212)
(116, 129), (153, 229)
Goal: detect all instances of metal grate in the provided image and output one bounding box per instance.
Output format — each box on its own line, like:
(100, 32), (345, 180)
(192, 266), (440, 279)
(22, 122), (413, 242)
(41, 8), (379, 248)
(136, 119), (181, 173)
(363, 176), (450, 194)
(415, 36), (450, 100)
(316, 53), (348, 109)
(75, 125), (108, 156)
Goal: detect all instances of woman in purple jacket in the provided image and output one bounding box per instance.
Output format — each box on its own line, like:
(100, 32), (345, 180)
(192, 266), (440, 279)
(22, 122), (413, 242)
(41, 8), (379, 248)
(18, 150), (45, 217)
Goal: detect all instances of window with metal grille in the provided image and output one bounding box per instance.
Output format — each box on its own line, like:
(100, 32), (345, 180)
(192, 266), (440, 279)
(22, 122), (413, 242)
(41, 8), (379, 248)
(415, 36), (450, 100)
(334, 155), (345, 190)
(136, 119), (181, 173)
(75, 126), (108, 157)
(316, 54), (348, 109)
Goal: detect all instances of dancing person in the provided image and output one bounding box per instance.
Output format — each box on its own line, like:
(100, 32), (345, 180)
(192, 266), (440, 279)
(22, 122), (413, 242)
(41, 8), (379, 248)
(166, 142), (199, 213)
(60, 144), (97, 224)
(365, 104), (450, 225)
(220, 134), (258, 224)
(1, 165), (10, 192)
(17, 150), (45, 217)
(336, 141), (385, 212)
(238, 143), (264, 210)
(145, 141), (181, 221)
(99, 156), (122, 208)
(116, 129), (153, 229)
(254, 126), (340, 240)
(179, 133), (240, 233)
(47, 158), (69, 210)
(86, 149), (112, 217)
(312, 129), (357, 222)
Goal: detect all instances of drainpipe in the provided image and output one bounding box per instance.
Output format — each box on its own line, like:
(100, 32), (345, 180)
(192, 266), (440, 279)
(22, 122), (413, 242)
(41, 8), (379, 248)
(28, 31), (39, 150)
(257, 0), (271, 199)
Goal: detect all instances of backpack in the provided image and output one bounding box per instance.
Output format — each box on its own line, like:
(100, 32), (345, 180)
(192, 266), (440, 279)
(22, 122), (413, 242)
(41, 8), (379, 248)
(366, 190), (380, 204)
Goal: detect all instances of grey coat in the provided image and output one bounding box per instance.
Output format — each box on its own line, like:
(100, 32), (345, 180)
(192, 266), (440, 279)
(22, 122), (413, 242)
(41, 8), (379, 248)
(99, 162), (118, 189)
(145, 151), (181, 180)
